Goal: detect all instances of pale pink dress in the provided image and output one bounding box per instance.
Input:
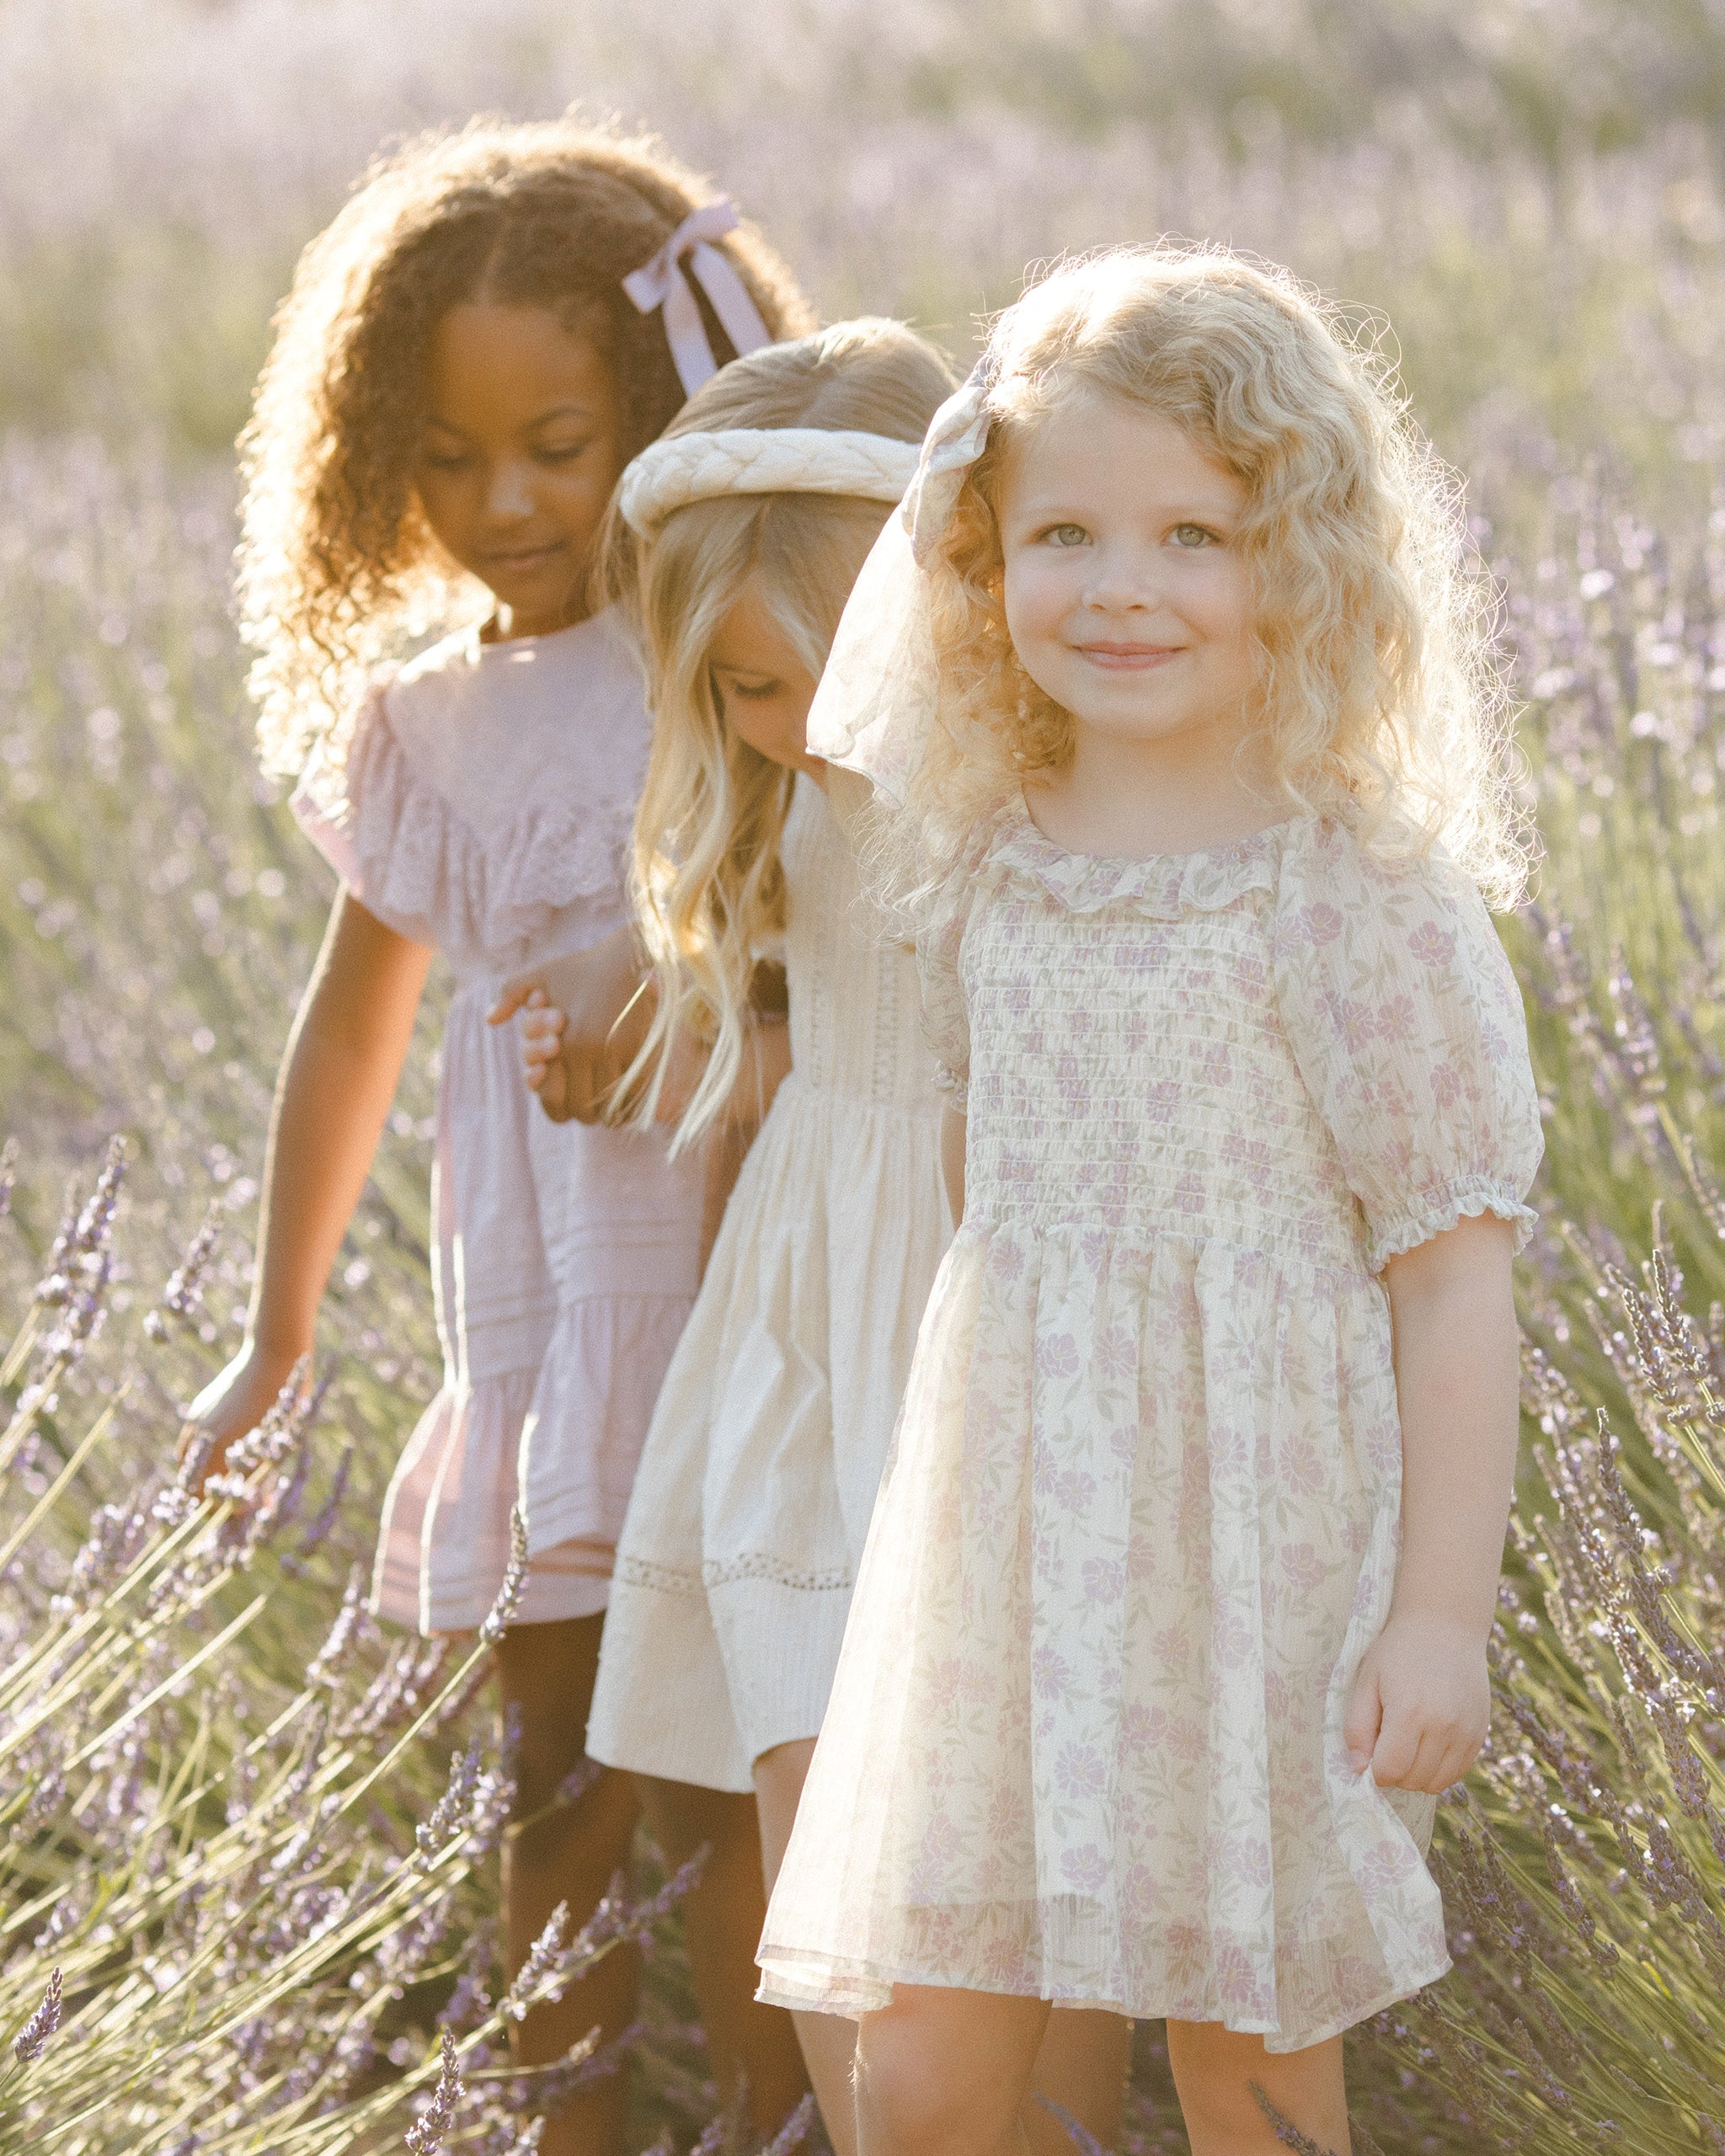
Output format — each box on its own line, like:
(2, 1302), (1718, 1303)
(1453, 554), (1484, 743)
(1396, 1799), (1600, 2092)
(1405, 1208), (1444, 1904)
(758, 806), (1542, 2052)
(294, 613), (705, 1634)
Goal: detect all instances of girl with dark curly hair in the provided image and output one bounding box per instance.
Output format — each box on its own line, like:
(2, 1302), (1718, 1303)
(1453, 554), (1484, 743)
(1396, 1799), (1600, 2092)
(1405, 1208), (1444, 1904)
(188, 115), (814, 2153)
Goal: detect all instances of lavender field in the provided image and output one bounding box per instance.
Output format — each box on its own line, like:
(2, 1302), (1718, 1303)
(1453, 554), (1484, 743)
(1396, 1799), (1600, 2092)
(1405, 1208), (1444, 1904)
(3, 2), (1725, 2148)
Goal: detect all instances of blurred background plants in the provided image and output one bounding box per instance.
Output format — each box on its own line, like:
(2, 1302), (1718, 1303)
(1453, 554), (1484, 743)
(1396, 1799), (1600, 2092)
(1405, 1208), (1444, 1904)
(6, 0), (1725, 2148)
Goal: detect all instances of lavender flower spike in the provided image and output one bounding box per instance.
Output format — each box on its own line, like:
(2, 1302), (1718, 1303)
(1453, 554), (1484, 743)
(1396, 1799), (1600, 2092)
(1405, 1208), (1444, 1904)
(504, 1903), (570, 2020)
(479, 1507), (530, 1646)
(405, 2029), (464, 2153)
(415, 1741), (483, 1869)
(764, 2093), (818, 2153)
(14, 1968), (62, 2064)
(143, 1205), (221, 1339)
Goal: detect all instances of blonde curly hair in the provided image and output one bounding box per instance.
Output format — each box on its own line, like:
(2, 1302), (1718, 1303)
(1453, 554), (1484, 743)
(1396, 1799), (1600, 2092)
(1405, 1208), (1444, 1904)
(238, 115), (813, 780)
(598, 319), (955, 1149)
(907, 245), (1529, 906)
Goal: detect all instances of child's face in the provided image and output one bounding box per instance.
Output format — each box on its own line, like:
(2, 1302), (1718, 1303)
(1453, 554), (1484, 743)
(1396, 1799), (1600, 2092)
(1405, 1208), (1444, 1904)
(999, 394), (1256, 758)
(414, 303), (627, 639)
(707, 583), (825, 778)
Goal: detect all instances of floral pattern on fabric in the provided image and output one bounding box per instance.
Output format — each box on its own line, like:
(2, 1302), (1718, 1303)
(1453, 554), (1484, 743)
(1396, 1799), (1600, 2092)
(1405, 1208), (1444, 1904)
(759, 806), (1542, 2051)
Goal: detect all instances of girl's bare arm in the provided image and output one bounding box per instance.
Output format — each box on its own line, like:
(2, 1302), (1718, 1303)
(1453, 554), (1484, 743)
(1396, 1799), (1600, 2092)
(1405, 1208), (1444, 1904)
(1343, 1212), (1520, 1793)
(185, 891), (433, 1465)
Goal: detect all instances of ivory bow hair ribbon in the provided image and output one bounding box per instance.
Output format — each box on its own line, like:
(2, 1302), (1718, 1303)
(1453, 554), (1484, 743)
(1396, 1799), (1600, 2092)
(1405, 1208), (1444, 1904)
(623, 198), (774, 396)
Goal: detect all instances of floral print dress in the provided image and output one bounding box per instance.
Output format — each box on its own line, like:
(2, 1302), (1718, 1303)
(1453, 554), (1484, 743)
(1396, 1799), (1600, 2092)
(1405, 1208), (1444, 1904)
(757, 803), (1542, 2052)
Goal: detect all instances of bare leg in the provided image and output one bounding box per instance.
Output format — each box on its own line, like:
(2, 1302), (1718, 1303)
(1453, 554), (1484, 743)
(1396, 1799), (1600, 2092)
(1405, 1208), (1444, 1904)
(494, 1614), (640, 2156)
(1025, 2006), (1131, 2156)
(635, 1772), (810, 2136)
(757, 1741), (1132, 2156)
(855, 1984), (1050, 2156)
(755, 1739), (862, 2155)
(1167, 2021), (1349, 2156)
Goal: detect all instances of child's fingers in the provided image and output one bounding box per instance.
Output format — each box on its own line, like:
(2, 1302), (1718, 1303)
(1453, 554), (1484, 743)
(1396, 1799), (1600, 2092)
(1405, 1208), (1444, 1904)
(1341, 1662), (1382, 1776)
(1403, 1721), (1486, 1796)
(1366, 1705), (1424, 1790)
(520, 1006), (566, 1050)
(488, 972), (555, 1024)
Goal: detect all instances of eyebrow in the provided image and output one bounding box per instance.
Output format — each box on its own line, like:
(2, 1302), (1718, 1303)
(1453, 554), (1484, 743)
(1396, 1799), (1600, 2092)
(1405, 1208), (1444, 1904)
(423, 402), (603, 438)
(1011, 493), (1241, 525)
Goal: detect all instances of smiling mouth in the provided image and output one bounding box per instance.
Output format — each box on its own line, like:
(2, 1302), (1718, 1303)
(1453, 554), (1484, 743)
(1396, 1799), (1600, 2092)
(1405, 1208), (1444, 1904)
(483, 541), (568, 572)
(1075, 643), (1184, 670)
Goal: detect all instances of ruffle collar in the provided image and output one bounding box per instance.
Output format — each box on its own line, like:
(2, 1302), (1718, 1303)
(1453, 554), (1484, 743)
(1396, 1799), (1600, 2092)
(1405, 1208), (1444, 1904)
(296, 680), (637, 960)
(990, 798), (1297, 918)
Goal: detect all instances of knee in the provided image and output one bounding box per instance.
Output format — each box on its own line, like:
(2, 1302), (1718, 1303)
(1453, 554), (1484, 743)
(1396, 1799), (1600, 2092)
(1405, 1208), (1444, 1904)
(852, 2020), (998, 2156)
(1168, 2025), (1347, 2156)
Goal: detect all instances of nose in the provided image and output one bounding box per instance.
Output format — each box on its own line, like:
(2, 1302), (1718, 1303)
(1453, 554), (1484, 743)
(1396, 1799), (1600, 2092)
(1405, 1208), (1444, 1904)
(485, 460), (536, 521)
(1081, 538), (1158, 612)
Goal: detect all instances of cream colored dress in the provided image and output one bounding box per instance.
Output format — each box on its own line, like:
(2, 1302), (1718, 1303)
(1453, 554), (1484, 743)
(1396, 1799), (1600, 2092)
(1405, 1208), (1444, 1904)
(757, 806), (1542, 2052)
(294, 615), (705, 1633)
(586, 772), (953, 1790)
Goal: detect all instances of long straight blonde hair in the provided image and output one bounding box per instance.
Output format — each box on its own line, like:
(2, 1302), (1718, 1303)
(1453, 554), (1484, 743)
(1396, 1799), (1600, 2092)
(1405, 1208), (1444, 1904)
(596, 318), (954, 1148)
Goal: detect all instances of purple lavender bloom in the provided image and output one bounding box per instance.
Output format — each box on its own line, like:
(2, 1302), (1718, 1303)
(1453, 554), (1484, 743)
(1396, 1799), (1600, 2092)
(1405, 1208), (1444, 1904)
(14, 1967), (61, 2064)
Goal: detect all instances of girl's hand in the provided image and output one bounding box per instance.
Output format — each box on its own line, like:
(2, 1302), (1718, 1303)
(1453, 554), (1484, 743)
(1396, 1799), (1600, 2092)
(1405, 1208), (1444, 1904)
(179, 1337), (307, 1488)
(515, 989), (573, 1118)
(1342, 1609), (1491, 1794)
(489, 930), (649, 1125)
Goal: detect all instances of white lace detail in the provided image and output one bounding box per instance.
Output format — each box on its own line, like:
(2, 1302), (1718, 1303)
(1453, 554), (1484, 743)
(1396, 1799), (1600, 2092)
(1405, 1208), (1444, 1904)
(297, 682), (636, 959)
(615, 1552), (706, 1599)
(702, 1552), (854, 1593)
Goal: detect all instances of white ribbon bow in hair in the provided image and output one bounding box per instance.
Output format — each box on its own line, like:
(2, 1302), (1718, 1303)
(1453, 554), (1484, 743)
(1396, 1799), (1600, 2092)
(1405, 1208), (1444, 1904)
(623, 199), (773, 396)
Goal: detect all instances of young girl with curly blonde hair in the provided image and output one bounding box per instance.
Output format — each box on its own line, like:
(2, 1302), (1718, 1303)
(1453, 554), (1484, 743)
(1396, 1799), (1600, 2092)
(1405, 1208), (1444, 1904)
(506, 318), (1132, 2154)
(187, 115), (812, 2154)
(757, 247), (1544, 2156)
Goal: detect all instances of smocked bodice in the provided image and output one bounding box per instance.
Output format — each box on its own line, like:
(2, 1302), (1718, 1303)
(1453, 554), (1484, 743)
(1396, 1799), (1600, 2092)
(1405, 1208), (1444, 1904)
(964, 848), (1363, 1272)
(781, 773), (944, 1115)
(922, 801), (1541, 1275)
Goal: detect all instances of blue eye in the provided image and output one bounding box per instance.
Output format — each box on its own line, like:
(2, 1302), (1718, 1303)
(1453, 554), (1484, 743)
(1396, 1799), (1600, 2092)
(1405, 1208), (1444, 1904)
(1171, 523), (1218, 548)
(1041, 524), (1089, 547)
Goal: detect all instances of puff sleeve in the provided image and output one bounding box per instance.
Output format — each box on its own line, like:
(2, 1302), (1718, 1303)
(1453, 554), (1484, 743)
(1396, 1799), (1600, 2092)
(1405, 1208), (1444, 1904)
(286, 680), (445, 938)
(1272, 821), (1543, 1271)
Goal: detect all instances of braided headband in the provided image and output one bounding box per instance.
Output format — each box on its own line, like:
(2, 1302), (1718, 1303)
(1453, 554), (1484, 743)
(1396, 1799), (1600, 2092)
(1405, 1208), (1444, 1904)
(616, 428), (925, 536)
(622, 199), (773, 397)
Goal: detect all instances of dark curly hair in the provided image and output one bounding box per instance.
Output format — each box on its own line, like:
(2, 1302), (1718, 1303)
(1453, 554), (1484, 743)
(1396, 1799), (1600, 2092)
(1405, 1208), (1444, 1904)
(238, 115), (814, 776)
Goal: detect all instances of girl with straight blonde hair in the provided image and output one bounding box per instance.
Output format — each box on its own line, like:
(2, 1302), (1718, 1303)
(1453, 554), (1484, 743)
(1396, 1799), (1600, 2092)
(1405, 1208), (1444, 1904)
(758, 247), (1543, 2155)
(505, 318), (1132, 2155)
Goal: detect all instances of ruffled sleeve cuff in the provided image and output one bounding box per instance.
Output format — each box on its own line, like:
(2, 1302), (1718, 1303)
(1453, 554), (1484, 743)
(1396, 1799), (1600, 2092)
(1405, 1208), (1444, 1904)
(1366, 1178), (1539, 1272)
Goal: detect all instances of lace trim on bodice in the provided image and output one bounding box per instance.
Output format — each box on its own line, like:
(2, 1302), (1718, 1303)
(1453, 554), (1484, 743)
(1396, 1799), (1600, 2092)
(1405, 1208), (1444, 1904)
(296, 680), (636, 958)
(991, 799), (1295, 918)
